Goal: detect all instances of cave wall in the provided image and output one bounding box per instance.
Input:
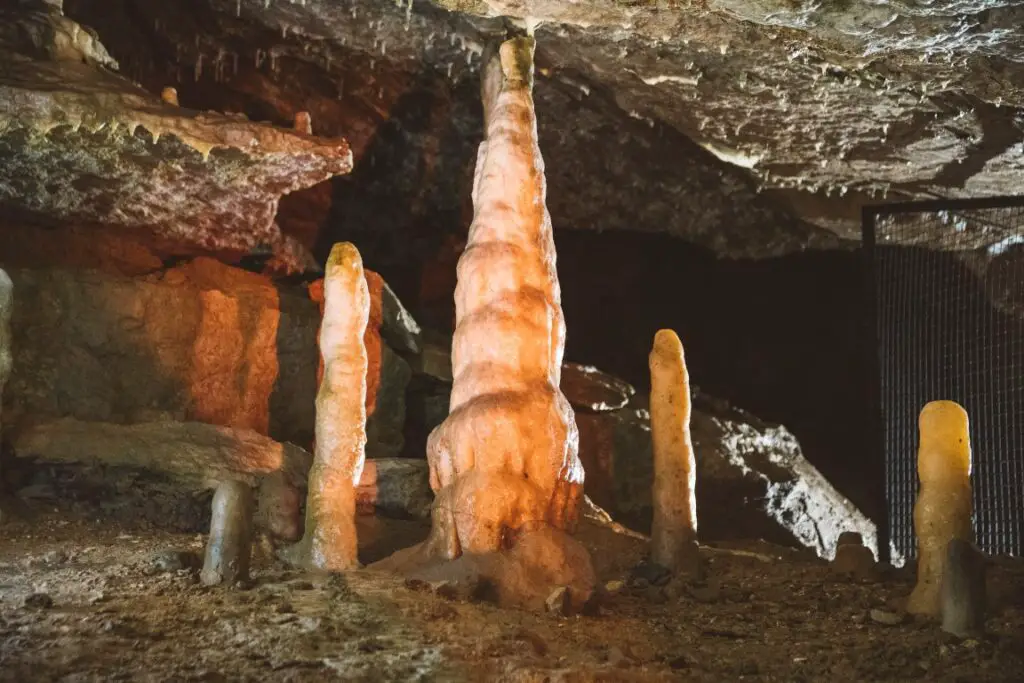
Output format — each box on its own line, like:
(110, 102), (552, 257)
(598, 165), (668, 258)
(0, 253), (407, 457)
(550, 230), (882, 524)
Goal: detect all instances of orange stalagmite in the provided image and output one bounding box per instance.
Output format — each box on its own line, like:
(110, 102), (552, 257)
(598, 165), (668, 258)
(424, 35), (584, 558)
(907, 400), (974, 617)
(649, 329), (700, 576)
(379, 35), (593, 611)
(283, 242), (369, 571)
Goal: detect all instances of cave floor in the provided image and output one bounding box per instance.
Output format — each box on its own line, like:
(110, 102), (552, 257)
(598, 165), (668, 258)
(1, 503), (1022, 682)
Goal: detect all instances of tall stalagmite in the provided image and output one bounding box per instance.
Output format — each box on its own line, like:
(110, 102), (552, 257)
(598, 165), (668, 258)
(283, 242), (369, 571)
(423, 35), (585, 562)
(907, 400), (974, 617)
(649, 329), (700, 576)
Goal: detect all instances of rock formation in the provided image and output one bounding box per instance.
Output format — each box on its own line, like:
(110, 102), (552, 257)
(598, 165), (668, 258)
(908, 400), (974, 617)
(200, 480), (254, 587)
(380, 36), (594, 611)
(12, 418), (309, 540)
(648, 330), (700, 576)
(284, 243), (369, 572)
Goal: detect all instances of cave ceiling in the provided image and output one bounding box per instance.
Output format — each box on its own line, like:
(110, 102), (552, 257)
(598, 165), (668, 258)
(3, 0), (1023, 266)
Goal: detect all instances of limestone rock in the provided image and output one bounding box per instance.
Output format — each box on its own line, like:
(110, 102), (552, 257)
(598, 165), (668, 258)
(575, 393), (877, 560)
(11, 418), (311, 538)
(1, 259), (413, 457)
(356, 458), (433, 520)
(200, 480), (255, 587)
(560, 362), (635, 413)
(0, 5), (351, 272)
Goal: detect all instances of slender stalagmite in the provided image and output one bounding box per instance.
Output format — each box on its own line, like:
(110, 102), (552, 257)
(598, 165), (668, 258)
(649, 329), (700, 576)
(423, 35), (585, 560)
(907, 400), (973, 617)
(201, 480), (254, 586)
(283, 242), (369, 571)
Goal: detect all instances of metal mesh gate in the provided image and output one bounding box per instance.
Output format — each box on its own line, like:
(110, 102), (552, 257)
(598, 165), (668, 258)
(865, 196), (1024, 563)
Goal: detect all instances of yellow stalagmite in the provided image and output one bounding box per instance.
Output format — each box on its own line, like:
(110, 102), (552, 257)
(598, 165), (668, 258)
(649, 329), (700, 575)
(907, 400), (973, 617)
(282, 242), (369, 571)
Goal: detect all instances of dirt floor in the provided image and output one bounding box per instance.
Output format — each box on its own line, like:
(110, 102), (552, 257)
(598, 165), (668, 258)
(1, 494), (1023, 682)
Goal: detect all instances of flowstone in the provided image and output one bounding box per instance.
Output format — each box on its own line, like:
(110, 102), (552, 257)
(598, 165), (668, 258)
(907, 400), (974, 617)
(281, 243), (369, 572)
(649, 330), (700, 577)
(377, 36), (594, 611)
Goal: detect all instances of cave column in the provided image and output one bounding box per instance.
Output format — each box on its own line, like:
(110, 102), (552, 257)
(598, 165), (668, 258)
(424, 35), (584, 560)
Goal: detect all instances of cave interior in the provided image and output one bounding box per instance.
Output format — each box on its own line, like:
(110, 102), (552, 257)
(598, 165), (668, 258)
(0, 0), (1023, 680)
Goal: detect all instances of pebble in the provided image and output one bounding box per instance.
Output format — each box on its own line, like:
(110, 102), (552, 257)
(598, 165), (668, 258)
(869, 608), (905, 625)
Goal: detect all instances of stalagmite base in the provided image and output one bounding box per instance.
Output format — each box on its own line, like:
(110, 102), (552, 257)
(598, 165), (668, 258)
(281, 242), (369, 572)
(375, 36), (595, 611)
(940, 538), (986, 638)
(649, 329), (701, 577)
(200, 480), (254, 587)
(907, 400), (973, 617)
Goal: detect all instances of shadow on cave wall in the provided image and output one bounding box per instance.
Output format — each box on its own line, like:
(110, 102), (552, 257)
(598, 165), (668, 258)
(550, 230), (882, 523)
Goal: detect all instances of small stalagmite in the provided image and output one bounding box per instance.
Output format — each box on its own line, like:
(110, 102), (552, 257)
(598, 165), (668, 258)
(0, 269), (11, 461)
(649, 329), (700, 576)
(907, 400), (973, 617)
(940, 538), (986, 637)
(283, 242), (369, 571)
(160, 86), (178, 106)
(294, 111), (313, 135)
(201, 480), (254, 586)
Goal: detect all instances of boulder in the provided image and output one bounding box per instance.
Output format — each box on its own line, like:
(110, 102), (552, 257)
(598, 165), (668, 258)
(560, 362), (636, 413)
(576, 393), (877, 559)
(356, 458), (433, 519)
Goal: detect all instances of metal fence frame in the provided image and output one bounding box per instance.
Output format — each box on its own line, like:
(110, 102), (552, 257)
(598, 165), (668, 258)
(864, 195), (1024, 565)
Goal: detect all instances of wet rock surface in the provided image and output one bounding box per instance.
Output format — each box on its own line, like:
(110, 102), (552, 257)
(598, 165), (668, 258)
(47, 0), (1024, 259)
(0, 500), (1022, 681)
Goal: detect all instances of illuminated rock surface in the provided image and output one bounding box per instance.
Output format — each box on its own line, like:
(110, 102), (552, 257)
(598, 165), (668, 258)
(284, 243), (369, 572)
(52, 0), (1024, 257)
(908, 400), (974, 618)
(649, 329), (700, 576)
(0, 5), (352, 272)
(377, 37), (594, 611)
